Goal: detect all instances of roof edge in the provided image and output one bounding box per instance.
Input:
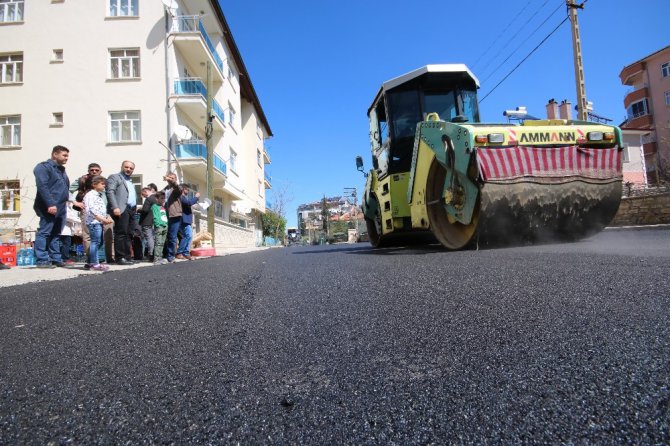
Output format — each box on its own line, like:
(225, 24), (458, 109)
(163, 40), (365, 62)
(209, 0), (273, 137)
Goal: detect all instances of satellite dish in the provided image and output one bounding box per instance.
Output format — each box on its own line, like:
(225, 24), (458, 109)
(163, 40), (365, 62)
(161, 0), (178, 16)
(174, 125), (192, 141)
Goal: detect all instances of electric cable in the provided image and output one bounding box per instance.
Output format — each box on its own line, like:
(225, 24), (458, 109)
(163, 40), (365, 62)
(481, 1), (564, 85)
(479, 16), (569, 103)
(471, 0), (533, 71)
(477, 0), (554, 79)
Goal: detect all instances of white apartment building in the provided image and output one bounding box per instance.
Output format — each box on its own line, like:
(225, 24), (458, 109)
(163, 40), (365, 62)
(0, 0), (272, 247)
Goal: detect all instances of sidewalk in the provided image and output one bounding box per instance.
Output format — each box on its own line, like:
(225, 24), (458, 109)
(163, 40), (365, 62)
(0, 246), (270, 288)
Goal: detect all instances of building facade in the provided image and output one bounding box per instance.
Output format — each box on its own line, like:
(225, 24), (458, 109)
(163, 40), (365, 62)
(0, 0), (272, 247)
(619, 44), (670, 184)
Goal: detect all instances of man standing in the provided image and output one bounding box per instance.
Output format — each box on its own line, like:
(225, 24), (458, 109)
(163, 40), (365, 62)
(33, 145), (71, 268)
(106, 160), (137, 265)
(163, 172), (182, 263)
(176, 184), (200, 260)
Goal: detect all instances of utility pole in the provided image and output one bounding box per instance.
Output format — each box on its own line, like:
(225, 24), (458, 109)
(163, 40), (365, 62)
(568, 1), (588, 121)
(205, 60), (215, 242)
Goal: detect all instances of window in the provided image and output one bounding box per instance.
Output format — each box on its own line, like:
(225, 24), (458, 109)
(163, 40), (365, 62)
(52, 49), (63, 62)
(109, 0), (138, 17)
(214, 198), (224, 218)
(626, 99), (648, 120)
(0, 180), (20, 213)
(51, 112), (63, 126)
(666, 91), (670, 106)
(257, 149), (262, 167)
(229, 148), (237, 173)
(0, 54), (22, 83)
(109, 48), (140, 79)
(0, 0), (24, 22)
(622, 144), (630, 163)
(109, 111), (141, 143)
(662, 62), (670, 78)
(258, 180), (262, 196)
(228, 104), (236, 128)
(0, 115), (20, 147)
(130, 174), (143, 204)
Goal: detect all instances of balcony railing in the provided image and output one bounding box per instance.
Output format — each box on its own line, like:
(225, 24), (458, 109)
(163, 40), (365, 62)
(175, 140), (227, 175)
(623, 83), (649, 101)
(172, 78), (226, 124)
(264, 171), (272, 184)
(170, 15), (224, 73)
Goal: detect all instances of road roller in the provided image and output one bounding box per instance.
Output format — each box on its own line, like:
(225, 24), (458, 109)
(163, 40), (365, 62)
(356, 65), (623, 249)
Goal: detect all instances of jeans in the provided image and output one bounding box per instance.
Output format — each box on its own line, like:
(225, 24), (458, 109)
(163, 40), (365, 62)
(166, 217), (181, 261)
(88, 223), (103, 266)
(34, 212), (65, 265)
(141, 225), (154, 258)
(177, 224), (193, 256)
(60, 235), (72, 261)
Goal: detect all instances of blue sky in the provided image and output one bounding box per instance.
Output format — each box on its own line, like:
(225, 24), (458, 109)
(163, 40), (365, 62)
(221, 0), (670, 228)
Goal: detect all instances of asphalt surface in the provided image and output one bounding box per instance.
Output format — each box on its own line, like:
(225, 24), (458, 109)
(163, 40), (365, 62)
(1, 228), (669, 444)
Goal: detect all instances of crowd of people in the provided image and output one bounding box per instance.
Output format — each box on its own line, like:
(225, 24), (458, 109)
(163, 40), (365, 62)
(29, 145), (200, 271)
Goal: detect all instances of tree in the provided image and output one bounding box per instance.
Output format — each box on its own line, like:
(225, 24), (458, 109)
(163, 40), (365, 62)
(264, 180), (293, 244)
(320, 195), (330, 233)
(262, 210), (286, 244)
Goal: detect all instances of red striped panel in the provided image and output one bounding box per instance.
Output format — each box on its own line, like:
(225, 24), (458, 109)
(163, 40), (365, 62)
(477, 146), (622, 181)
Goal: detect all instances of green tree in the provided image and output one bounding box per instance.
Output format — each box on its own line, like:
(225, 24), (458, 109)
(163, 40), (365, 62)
(262, 210), (287, 244)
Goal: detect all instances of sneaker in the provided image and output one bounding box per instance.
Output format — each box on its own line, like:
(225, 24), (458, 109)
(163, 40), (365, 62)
(83, 263), (91, 270)
(64, 259), (76, 266)
(183, 254), (193, 260)
(175, 254), (186, 260)
(153, 258), (168, 265)
(90, 264), (109, 272)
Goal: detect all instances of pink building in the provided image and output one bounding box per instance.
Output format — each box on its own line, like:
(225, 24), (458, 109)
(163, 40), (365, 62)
(620, 45), (670, 184)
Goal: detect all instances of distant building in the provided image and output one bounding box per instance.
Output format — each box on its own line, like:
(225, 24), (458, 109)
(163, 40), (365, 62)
(619, 44), (670, 183)
(296, 196), (361, 242)
(0, 0), (272, 247)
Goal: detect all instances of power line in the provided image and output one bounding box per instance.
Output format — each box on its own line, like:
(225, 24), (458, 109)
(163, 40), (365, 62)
(477, 0), (554, 79)
(479, 16), (569, 103)
(481, 1), (565, 85)
(471, 0), (534, 71)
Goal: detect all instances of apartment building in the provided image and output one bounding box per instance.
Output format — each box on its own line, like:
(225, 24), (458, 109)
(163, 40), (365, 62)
(0, 0), (272, 247)
(620, 44), (670, 183)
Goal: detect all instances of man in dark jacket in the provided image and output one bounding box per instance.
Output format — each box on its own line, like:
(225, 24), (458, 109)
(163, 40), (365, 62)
(33, 145), (71, 268)
(176, 184), (200, 260)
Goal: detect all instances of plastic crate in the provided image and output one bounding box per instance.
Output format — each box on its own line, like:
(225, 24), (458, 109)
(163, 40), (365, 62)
(0, 245), (17, 267)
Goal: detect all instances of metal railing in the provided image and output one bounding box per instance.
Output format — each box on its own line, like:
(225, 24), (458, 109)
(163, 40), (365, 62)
(172, 78), (226, 124)
(264, 171), (272, 184)
(170, 15), (224, 73)
(175, 140), (227, 175)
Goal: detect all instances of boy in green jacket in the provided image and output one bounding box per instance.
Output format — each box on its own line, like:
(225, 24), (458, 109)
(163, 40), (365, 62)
(152, 191), (169, 265)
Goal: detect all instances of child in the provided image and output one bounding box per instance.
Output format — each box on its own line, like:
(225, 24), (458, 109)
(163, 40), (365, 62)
(60, 202), (81, 266)
(139, 186), (157, 261)
(83, 176), (113, 271)
(151, 191), (169, 265)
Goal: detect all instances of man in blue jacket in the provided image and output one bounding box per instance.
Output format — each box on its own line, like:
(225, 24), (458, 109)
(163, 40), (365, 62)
(175, 183), (200, 260)
(33, 145), (71, 268)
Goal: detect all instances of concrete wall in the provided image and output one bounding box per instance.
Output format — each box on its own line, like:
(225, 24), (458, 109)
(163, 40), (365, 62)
(610, 192), (670, 226)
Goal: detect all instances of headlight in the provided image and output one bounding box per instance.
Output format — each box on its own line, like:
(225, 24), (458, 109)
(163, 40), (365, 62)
(587, 131), (603, 141)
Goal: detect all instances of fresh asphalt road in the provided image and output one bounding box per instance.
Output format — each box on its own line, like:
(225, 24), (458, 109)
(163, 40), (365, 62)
(1, 228), (669, 444)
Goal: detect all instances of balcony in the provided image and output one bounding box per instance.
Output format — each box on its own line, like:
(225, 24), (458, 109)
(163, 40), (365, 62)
(264, 170), (272, 189)
(169, 15), (225, 84)
(171, 78), (226, 133)
(619, 61), (644, 85)
(623, 86), (649, 109)
(175, 140), (227, 186)
(625, 113), (654, 129)
(263, 147), (271, 164)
